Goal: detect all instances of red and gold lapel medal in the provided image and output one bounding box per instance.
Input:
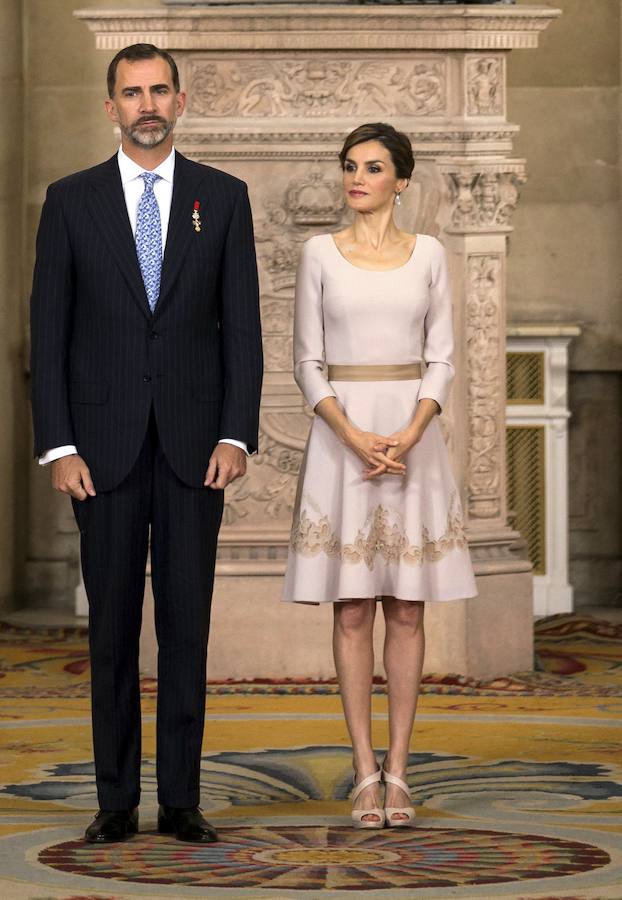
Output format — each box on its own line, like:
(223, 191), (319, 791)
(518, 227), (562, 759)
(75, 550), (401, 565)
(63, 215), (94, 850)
(192, 200), (202, 232)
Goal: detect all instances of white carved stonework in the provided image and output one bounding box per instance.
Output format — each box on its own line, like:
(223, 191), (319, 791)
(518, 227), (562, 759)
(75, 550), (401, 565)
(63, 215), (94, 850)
(466, 254), (504, 522)
(261, 295), (294, 375)
(444, 166), (526, 231)
(466, 56), (504, 117)
(254, 168), (348, 294)
(221, 409), (311, 535)
(74, 7), (561, 54)
(69, 5), (560, 681)
(187, 57), (448, 118)
(179, 127), (521, 162)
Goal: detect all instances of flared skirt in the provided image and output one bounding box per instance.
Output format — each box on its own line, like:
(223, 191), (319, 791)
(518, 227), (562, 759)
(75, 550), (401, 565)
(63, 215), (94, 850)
(282, 378), (477, 604)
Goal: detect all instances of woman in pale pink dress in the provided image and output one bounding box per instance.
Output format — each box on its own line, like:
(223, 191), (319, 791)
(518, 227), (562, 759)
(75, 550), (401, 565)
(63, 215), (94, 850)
(283, 123), (477, 828)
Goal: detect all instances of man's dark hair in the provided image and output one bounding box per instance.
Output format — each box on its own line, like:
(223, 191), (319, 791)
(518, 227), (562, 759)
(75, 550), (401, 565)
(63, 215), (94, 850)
(107, 43), (180, 98)
(339, 122), (415, 181)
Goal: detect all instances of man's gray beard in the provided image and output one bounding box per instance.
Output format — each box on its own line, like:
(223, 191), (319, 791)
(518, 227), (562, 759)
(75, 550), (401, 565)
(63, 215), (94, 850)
(122, 120), (174, 148)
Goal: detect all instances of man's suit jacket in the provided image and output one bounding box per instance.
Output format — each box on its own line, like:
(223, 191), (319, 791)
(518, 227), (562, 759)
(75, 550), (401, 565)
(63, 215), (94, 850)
(30, 152), (263, 491)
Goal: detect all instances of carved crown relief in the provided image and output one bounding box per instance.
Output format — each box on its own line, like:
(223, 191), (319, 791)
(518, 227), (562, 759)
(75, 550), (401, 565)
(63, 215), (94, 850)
(255, 167), (348, 294)
(466, 56), (503, 117)
(187, 58), (447, 118)
(285, 170), (346, 227)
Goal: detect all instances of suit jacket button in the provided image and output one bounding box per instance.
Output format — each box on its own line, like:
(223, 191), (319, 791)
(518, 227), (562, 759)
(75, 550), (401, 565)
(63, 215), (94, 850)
(149, 331), (159, 340)
(143, 375), (151, 383)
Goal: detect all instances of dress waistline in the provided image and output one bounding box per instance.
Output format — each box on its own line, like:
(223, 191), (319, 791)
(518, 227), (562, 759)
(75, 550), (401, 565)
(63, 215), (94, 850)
(327, 363), (422, 382)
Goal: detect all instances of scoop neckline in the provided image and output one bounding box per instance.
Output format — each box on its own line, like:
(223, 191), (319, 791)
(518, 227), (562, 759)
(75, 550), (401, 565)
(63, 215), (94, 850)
(328, 233), (420, 273)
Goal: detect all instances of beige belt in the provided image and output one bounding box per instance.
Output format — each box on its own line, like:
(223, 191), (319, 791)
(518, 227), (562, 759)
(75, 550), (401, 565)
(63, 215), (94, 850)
(327, 363), (422, 382)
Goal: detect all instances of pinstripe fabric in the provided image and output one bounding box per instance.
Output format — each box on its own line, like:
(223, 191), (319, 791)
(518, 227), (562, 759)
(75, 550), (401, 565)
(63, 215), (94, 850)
(31, 152), (262, 810)
(30, 152), (263, 491)
(74, 413), (223, 809)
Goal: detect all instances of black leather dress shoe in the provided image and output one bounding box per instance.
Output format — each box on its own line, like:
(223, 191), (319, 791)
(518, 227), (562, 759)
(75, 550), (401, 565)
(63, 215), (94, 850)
(85, 808), (138, 843)
(158, 805), (218, 843)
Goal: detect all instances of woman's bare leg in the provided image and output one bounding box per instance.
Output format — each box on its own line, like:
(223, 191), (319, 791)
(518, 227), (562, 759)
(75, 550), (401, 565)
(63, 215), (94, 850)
(381, 598), (425, 819)
(333, 598), (380, 822)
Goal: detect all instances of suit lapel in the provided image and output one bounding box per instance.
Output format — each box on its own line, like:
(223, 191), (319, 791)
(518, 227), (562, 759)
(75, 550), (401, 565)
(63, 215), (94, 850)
(156, 152), (205, 318)
(88, 156), (151, 320)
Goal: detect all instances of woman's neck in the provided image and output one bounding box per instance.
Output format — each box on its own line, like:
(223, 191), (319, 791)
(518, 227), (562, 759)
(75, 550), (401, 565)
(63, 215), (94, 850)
(351, 208), (400, 250)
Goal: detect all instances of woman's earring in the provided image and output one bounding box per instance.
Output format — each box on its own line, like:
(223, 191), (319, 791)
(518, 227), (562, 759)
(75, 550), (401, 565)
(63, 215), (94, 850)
(395, 192), (401, 207)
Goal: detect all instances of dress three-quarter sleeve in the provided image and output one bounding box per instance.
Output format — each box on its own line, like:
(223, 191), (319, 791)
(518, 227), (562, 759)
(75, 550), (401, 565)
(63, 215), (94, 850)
(418, 239), (456, 412)
(293, 239), (337, 411)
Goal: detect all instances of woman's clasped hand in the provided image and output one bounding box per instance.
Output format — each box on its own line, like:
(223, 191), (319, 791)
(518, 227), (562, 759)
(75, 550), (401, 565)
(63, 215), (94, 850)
(341, 426), (424, 480)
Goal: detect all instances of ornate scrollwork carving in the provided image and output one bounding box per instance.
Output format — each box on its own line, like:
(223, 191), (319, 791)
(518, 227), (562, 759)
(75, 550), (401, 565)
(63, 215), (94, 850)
(187, 58), (447, 119)
(261, 295), (293, 372)
(466, 255), (503, 521)
(445, 169), (525, 231)
(222, 416), (310, 527)
(466, 56), (503, 116)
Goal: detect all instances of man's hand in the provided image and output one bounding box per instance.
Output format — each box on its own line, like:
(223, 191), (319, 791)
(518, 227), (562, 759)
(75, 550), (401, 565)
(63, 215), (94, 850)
(51, 454), (96, 500)
(204, 443), (247, 489)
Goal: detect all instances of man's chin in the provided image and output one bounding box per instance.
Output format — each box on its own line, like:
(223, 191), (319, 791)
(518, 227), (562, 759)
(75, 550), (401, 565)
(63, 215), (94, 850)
(124, 124), (172, 148)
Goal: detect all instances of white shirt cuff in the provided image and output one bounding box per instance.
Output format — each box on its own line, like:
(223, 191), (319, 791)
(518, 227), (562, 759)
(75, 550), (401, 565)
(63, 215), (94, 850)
(218, 438), (249, 456)
(41, 440), (249, 466)
(39, 445), (78, 466)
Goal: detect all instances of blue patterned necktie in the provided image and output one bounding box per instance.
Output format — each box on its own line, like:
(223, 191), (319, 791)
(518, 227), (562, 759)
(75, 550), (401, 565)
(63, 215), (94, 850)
(135, 172), (162, 312)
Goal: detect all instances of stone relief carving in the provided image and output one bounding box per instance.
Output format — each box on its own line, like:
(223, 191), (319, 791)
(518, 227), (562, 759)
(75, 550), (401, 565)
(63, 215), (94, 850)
(261, 295), (294, 372)
(466, 56), (503, 116)
(223, 414), (311, 528)
(445, 170), (525, 230)
(188, 58), (447, 118)
(466, 254), (503, 521)
(180, 128), (519, 161)
(255, 167), (349, 293)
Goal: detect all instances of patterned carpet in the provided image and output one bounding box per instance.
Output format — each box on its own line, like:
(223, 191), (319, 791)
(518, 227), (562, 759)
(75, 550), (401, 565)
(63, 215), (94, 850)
(0, 613), (621, 899)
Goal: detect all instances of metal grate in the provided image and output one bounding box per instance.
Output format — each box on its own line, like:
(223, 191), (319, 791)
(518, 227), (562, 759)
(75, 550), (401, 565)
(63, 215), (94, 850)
(506, 425), (546, 575)
(506, 352), (545, 404)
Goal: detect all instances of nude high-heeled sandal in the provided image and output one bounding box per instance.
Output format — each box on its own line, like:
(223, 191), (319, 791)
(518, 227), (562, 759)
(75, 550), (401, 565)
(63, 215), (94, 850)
(351, 769), (386, 829)
(381, 762), (416, 827)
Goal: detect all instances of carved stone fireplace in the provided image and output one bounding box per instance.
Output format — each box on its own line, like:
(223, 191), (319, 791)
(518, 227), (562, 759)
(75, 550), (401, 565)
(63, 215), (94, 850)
(76, 2), (560, 679)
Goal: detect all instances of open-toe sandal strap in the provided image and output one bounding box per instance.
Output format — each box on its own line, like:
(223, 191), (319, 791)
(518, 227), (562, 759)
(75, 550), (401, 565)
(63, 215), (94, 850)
(352, 808), (385, 824)
(352, 769), (381, 802)
(382, 770), (410, 795)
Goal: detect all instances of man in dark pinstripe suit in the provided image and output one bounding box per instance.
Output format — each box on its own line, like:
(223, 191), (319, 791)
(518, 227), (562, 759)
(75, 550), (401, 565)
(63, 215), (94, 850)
(30, 44), (263, 844)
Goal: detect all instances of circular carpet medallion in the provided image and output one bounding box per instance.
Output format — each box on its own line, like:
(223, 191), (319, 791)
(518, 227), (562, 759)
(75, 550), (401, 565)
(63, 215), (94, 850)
(39, 825), (610, 891)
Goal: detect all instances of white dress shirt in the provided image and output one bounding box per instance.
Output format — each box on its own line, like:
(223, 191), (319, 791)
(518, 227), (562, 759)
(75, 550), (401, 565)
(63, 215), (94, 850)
(40, 146), (247, 465)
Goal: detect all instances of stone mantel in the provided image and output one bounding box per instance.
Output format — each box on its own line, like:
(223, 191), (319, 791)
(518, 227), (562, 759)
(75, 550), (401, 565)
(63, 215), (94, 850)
(75, 5), (560, 52)
(75, 1), (560, 677)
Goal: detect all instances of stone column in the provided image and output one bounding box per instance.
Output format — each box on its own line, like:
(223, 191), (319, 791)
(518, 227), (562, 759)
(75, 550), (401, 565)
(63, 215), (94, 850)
(76, 2), (560, 679)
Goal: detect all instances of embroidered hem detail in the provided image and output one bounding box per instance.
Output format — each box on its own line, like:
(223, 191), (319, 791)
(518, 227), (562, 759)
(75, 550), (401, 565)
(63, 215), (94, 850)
(290, 495), (467, 570)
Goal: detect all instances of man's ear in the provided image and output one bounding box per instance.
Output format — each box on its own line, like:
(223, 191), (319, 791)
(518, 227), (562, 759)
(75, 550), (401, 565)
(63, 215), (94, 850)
(104, 98), (119, 124)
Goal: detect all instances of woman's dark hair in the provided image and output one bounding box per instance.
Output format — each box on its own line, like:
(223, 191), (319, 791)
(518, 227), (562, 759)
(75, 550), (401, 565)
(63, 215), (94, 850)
(107, 44), (180, 98)
(339, 123), (415, 180)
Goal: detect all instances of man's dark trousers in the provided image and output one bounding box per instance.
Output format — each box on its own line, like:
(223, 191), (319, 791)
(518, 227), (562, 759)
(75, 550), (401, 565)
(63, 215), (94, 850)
(74, 411), (223, 810)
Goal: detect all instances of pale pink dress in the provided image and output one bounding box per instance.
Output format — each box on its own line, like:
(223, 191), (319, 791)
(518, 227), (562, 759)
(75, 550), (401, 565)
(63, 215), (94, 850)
(282, 233), (477, 604)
